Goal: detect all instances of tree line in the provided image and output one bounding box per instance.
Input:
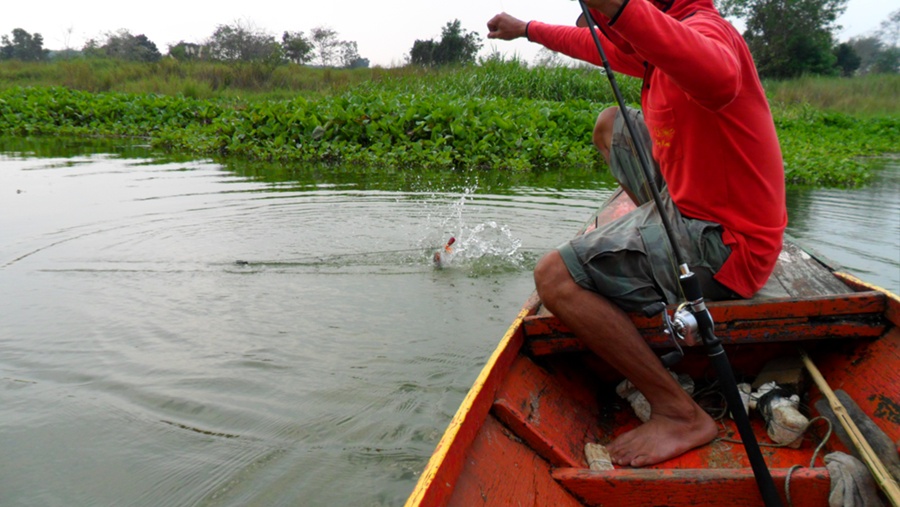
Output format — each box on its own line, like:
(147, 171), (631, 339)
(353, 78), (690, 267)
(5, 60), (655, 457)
(0, 19), (481, 69)
(719, 0), (898, 77)
(1, 4), (897, 78)
(1, 21), (370, 68)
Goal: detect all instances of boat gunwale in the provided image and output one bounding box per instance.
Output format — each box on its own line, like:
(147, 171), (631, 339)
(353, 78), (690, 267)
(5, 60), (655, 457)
(403, 293), (541, 507)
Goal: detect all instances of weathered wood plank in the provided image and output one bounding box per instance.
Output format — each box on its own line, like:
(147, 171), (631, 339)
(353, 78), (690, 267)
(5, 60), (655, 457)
(526, 318), (884, 356)
(754, 271), (792, 299)
(770, 241), (852, 297)
(708, 291), (885, 321)
(524, 292), (887, 356)
(492, 355), (602, 468)
(447, 416), (584, 507)
(552, 467), (831, 507)
(813, 326), (900, 446)
(527, 292), (884, 336)
(835, 272), (900, 326)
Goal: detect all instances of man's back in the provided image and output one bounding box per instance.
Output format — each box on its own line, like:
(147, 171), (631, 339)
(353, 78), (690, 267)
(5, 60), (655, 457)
(528, 0), (788, 297)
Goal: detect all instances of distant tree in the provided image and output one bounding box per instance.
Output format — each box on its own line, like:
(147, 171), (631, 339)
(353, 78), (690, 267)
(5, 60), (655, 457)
(61, 26), (75, 51)
(82, 38), (102, 58)
(49, 27), (81, 61)
(168, 41), (204, 61)
(534, 47), (564, 67)
(871, 46), (900, 74)
(310, 27), (340, 66)
(848, 36), (883, 74)
(435, 20), (482, 65)
(87, 30), (161, 62)
(718, 0), (845, 78)
(408, 20), (482, 66)
(869, 9), (900, 74)
(833, 42), (860, 76)
(876, 8), (899, 47)
(48, 49), (81, 61)
(206, 20), (282, 62)
(282, 31), (313, 64)
(409, 39), (438, 66)
(0, 28), (49, 61)
(842, 11), (899, 76)
(305, 27), (365, 68)
(345, 55), (370, 69)
(339, 40), (369, 68)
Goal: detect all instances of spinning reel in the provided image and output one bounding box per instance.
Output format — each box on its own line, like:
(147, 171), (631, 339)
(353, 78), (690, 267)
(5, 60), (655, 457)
(643, 300), (700, 367)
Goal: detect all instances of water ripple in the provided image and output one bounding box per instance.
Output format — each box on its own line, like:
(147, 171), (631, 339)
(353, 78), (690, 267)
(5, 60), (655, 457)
(1, 148), (897, 506)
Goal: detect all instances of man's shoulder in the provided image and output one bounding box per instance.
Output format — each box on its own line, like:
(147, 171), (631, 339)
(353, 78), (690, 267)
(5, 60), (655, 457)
(681, 10), (737, 33)
(682, 10), (733, 30)
(683, 11), (746, 49)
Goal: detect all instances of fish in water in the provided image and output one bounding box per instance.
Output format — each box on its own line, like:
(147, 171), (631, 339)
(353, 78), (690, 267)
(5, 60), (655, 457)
(433, 237), (456, 268)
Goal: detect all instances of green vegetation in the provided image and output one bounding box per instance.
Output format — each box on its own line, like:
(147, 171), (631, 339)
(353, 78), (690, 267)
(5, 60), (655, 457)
(0, 58), (895, 187)
(774, 105), (897, 186)
(764, 73), (900, 116)
(0, 58), (387, 99)
(762, 73), (899, 185)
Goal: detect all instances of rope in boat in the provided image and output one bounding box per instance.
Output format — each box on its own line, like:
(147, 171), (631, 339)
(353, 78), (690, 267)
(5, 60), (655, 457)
(692, 379), (834, 461)
(705, 400), (835, 507)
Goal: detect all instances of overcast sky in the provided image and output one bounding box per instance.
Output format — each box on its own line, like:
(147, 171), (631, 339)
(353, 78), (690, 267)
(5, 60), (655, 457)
(2, 0), (894, 67)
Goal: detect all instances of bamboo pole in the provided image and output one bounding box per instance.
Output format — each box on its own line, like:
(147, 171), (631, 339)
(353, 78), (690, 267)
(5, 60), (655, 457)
(800, 349), (900, 506)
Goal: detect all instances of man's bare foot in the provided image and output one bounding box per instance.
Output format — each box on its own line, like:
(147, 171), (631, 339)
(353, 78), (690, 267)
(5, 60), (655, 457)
(607, 404), (717, 467)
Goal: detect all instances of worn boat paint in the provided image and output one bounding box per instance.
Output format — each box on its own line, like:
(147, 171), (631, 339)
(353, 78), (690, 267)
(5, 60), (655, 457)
(406, 191), (900, 507)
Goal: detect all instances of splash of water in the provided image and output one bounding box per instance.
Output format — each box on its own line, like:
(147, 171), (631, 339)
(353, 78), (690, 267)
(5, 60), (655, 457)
(426, 187), (529, 274)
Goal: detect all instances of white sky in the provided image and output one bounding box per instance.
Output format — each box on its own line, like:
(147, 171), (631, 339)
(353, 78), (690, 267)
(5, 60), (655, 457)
(1, 0), (894, 67)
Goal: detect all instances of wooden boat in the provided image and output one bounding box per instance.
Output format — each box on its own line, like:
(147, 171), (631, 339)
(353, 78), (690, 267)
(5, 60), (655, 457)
(405, 189), (900, 507)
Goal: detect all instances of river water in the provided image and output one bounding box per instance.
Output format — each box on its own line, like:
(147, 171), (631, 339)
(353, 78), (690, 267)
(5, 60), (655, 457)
(0, 138), (897, 506)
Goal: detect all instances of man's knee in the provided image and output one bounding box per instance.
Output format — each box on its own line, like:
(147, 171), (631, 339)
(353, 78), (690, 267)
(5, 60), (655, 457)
(593, 106), (619, 159)
(534, 250), (572, 302)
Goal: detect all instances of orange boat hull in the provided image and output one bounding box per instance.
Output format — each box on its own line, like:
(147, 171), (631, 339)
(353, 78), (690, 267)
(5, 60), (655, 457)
(407, 192), (900, 507)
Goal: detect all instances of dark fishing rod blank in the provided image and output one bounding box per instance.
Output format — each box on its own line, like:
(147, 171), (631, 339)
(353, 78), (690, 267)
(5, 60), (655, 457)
(574, 2), (783, 506)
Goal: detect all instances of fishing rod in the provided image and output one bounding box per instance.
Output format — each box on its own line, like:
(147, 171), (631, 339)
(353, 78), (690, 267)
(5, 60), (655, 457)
(575, 2), (783, 506)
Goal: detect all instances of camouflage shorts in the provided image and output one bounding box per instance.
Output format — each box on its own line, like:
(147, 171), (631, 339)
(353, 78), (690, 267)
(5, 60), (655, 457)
(557, 107), (738, 312)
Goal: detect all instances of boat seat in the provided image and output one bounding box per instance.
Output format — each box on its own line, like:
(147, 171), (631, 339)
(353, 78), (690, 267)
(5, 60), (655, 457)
(524, 240), (889, 356)
(551, 467), (831, 507)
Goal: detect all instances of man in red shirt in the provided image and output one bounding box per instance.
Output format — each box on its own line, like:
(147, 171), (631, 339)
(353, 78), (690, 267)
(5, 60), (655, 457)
(487, 0), (786, 467)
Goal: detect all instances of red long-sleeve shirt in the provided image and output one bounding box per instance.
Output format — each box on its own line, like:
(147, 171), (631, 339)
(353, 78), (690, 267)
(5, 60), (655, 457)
(528, 0), (787, 298)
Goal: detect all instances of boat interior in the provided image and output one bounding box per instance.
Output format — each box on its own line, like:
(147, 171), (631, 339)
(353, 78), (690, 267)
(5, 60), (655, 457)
(445, 223), (899, 506)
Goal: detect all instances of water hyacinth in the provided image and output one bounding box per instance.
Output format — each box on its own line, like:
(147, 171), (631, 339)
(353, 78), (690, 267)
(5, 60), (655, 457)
(0, 61), (896, 186)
